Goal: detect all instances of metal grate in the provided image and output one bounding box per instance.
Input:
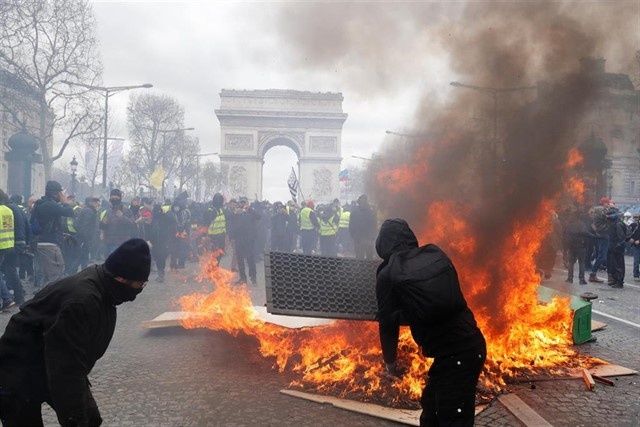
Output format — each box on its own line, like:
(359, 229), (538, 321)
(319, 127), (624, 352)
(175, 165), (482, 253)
(264, 252), (380, 320)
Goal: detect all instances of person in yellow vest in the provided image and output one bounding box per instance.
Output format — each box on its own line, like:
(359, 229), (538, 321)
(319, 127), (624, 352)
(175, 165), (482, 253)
(299, 200), (320, 255)
(62, 195), (82, 276)
(318, 204), (339, 257)
(337, 204), (353, 256)
(0, 190), (16, 311)
(204, 193), (226, 261)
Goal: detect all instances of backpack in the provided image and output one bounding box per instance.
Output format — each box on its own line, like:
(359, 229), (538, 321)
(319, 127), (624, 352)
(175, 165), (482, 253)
(30, 203), (43, 235)
(391, 244), (467, 324)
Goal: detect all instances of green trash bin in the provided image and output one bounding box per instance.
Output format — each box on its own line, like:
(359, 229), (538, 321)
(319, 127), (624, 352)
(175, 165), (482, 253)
(538, 285), (593, 345)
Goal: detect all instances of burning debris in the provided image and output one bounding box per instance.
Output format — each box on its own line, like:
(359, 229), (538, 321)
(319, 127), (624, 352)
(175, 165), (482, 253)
(180, 0), (637, 410)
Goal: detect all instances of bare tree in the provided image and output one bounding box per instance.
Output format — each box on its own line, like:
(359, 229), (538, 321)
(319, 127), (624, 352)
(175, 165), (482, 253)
(126, 92), (192, 193)
(200, 161), (226, 201)
(0, 0), (103, 179)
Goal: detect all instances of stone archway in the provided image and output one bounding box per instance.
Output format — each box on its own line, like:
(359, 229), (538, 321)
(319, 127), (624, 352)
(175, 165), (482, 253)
(215, 89), (347, 202)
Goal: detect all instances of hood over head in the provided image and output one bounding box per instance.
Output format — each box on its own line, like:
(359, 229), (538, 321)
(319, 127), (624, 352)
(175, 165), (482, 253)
(375, 218), (419, 261)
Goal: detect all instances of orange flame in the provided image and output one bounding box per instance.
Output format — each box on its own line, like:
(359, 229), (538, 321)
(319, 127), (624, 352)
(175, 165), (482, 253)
(565, 147), (584, 170)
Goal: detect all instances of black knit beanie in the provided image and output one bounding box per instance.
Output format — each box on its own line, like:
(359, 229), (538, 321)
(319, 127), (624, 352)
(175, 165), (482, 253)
(105, 238), (151, 281)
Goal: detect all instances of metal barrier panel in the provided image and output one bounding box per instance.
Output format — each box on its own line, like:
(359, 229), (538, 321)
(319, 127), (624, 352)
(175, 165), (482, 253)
(264, 252), (380, 320)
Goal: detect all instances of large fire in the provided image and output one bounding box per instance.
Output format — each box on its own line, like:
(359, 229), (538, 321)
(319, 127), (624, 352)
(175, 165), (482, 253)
(178, 146), (602, 407)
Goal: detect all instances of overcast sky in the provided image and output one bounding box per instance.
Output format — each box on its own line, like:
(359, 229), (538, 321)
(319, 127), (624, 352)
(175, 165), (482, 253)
(89, 1), (637, 202)
(90, 1), (458, 201)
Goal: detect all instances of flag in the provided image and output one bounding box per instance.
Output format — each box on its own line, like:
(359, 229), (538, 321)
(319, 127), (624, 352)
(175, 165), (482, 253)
(149, 165), (165, 190)
(339, 169), (349, 182)
(287, 167), (298, 202)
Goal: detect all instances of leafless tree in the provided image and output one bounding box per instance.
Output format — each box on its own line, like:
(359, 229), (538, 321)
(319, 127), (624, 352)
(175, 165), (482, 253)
(200, 161), (226, 201)
(126, 92), (194, 195)
(0, 0), (103, 179)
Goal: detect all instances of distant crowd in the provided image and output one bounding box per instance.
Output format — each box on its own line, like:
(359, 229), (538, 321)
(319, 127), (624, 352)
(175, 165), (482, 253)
(0, 181), (379, 310)
(538, 197), (640, 288)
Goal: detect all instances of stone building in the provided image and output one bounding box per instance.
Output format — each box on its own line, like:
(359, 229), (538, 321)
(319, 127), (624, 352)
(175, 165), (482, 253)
(575, 58), (640, 206)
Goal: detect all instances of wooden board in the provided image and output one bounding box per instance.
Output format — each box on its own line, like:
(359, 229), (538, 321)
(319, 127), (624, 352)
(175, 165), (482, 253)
(280, 389), (487, 426)
(588, 364), (638, 377)
(591, 320), (607, 331)
(498, 393), (553, 427)
(141, 311), (195, 329)
(142, 309), (335, 330)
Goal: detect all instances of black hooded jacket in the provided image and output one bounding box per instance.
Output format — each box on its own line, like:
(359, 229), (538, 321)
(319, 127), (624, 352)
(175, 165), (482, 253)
(0, 265), (125, 425)
(375, 219), (485, 362)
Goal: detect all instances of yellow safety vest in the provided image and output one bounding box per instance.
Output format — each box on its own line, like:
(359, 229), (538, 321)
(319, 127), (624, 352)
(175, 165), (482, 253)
(319, 218), (337, 236)
(66, 205), (80, 233)
(162, 205), (171, 213)
(299, 207), (314, 231)
(207, 208), (226, 235)
(339, 211), (350, 228)
(99, 210), (107, 222)
(0, 205), (15, 250)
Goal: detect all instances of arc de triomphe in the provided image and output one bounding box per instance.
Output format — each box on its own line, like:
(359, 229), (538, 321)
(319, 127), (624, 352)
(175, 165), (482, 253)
(215, 89), (347, 202)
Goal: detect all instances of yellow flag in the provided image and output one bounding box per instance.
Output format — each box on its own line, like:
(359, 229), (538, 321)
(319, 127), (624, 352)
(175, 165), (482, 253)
(149, 165), (165, 190)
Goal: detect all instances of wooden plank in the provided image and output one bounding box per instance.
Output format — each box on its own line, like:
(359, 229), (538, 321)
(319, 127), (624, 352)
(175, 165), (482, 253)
(589, 364), (638, 377)
(581, 369), (595, 391)
(142, 309), (336, 330)
(280, 389), (487, 426)
(498, 393), (553, 427)
(591, 320), (607, 331)
(141, 311), (195, 329)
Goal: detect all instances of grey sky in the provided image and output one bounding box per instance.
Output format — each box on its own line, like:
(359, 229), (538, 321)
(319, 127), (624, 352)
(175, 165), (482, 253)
(89, 1), (638, 202)
(90, 1), (439, 201)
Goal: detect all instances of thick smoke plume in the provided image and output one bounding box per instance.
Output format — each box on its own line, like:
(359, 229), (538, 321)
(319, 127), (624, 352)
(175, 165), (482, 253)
(277, 2), (639, 326)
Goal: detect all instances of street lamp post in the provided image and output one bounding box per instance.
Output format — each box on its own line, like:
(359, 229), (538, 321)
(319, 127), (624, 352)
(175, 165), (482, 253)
(62, 81), (153, 190)
(195, 152), (219, 202)
(69, 155), (78, 195)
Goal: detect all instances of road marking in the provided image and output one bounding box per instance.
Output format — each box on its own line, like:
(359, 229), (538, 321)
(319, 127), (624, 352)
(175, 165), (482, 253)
(592, 310), (640, 329)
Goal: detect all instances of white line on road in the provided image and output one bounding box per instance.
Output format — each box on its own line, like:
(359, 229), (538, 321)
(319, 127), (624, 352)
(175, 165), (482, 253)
(592, 310), (640, 329)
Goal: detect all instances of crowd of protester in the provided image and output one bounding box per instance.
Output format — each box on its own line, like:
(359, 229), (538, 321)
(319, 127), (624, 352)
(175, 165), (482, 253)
(1, 180), (637, 313)
(539, 197), (640, 288)
(0, 181), (381, 310)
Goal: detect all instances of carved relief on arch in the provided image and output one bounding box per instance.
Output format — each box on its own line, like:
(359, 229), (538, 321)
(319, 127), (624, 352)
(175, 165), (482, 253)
(225, 134), (253, 151)
(229, 165), (248, 197)
(312, 168), (333, 198)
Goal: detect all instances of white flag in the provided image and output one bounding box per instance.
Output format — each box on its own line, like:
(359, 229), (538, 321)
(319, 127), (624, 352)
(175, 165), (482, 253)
(287, 167), (298, 202)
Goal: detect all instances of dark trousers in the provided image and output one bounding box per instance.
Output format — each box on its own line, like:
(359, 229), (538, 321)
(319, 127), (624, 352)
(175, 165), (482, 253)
(319, 235), (337, 257)
(153, 246), (170, 277)
(0, 390), (102, 427)
(170, 238), (188, 269)
(567, 247), (586, 281)
(607, 245), (625, 285)
(1, 250), (24, 304)
(235, 239), (256, 281)
(591, 237), (609, 275)
(354, 239), (375, 260)
(300, 230), (317, 255)
(420, 344), (486, 427)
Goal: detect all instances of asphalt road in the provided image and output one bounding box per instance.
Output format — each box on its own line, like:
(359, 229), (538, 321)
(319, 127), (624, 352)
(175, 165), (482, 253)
(0, 253), (637, 426)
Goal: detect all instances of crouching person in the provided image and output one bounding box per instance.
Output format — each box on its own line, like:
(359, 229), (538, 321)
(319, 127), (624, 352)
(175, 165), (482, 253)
(0, 238), (151, 427)
(375, 219), (486, 427)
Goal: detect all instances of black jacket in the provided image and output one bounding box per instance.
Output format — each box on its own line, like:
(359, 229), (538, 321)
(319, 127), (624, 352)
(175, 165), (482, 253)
(32, 196), (75, 245)
(0, 265), (120, 425)
(349, 202), (377, 241)
(375, 219), (485, 362)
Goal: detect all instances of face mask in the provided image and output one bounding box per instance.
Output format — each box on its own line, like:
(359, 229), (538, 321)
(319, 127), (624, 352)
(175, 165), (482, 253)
(110, 283), (144, 304)
(130, 205), (140, 214)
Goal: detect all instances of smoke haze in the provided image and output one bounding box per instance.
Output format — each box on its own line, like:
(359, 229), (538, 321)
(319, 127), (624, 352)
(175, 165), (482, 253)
(276, 1), (639, 322)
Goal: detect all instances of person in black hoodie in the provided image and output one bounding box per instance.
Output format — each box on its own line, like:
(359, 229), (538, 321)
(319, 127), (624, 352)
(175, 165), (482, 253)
(32, 181), (75, 288)
(375, 219), (486, 427)
(0, 238), (150, 427)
